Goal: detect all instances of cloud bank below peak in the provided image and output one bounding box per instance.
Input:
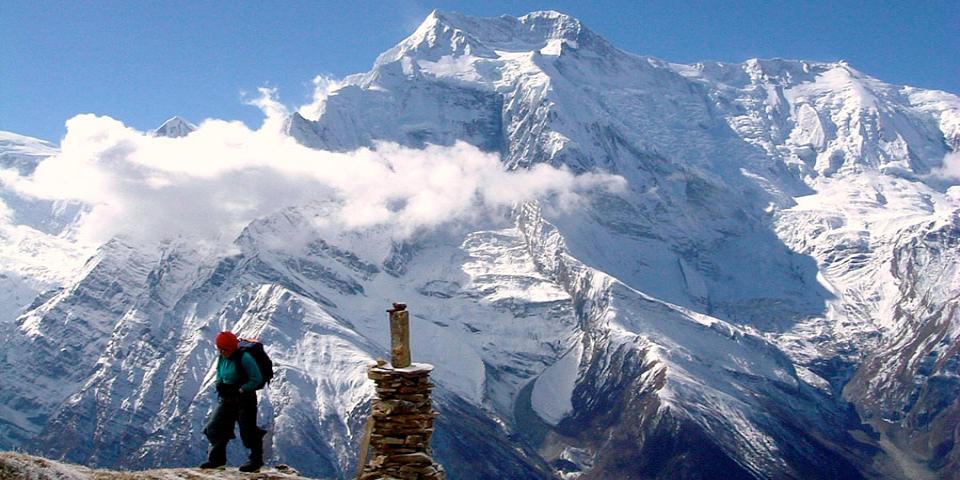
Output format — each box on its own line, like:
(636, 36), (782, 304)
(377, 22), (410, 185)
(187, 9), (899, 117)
(0, 93), (625, 249)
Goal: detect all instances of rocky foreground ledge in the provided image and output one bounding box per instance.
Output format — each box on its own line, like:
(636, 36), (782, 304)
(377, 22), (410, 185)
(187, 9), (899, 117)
(0, 452), (318, 479)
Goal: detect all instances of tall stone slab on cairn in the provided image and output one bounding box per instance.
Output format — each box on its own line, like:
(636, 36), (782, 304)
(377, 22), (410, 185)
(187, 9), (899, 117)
(357, 303), (445, 480)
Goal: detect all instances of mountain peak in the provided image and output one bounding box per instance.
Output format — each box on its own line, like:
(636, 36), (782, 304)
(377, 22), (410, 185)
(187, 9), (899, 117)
(516, 10), (583, 35)
(377, 10), (610, 66)
(150, 116), (196, 138)
(427, 9), (582, 36)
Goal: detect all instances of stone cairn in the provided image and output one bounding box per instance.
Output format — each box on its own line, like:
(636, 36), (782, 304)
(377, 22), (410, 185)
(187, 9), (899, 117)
(357, 303), (445, 480)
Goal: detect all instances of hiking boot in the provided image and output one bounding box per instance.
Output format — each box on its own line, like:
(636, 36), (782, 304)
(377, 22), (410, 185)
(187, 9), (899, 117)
(199, 460), (225, 469)
(240, 432), (265, 473)
(239, 460), (263, 472)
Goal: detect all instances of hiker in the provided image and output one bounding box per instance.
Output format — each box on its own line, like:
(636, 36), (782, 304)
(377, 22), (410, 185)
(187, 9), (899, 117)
(201, 331), (268, 472)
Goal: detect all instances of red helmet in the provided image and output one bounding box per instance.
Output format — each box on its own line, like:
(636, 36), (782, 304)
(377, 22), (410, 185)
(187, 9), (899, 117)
(215, 331), (239, 356)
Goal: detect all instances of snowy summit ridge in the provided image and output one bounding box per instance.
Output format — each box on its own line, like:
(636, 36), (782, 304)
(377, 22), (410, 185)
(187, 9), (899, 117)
(1, 9), (959, 480)
(375, 10), (622, 74)
(419, 10), (598, 51)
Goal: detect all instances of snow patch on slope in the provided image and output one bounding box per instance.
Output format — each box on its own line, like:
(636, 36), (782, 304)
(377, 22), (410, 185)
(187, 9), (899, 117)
(531, 341), (582, 425)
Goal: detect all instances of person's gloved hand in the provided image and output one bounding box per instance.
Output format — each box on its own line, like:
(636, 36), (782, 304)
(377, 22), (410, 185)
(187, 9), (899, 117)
(216, 382), (240, 402)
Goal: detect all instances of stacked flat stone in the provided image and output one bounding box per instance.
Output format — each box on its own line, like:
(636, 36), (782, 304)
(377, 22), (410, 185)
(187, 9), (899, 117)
(360, 361), (445, 480)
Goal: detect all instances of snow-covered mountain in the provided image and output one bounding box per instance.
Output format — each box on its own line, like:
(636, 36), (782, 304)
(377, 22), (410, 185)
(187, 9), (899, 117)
(151, 116), (197, 138)
(0, 133), (88, 329)
(1, 10), (958, 480)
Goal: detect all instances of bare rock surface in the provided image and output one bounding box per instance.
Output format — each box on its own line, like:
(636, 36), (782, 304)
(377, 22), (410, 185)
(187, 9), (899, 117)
(0, 452), (317, 480)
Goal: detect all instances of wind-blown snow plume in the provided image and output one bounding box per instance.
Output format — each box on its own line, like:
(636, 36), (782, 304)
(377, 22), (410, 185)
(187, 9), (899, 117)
(0, 99), (624, 249)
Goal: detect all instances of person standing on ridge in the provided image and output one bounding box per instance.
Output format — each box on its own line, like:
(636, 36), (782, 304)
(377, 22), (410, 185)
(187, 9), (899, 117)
(200, 331), (267, 472)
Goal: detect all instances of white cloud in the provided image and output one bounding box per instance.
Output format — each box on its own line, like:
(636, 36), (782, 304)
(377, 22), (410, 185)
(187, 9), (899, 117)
(298, 75), (347, 120)
(244, 87), (290, 133)
(3, 107), (624, 250)
(932, 151), (960, 181)
(0, 198), (11, 223)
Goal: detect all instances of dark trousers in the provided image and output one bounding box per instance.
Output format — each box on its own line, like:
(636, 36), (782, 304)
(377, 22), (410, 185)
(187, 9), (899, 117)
(203, 392), (266, 464)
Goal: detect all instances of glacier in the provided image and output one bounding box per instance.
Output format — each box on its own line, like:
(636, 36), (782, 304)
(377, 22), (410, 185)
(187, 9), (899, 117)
(0, 9), (958, 480)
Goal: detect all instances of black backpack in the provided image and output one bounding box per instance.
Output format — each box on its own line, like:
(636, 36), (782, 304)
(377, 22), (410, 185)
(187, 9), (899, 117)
(234, 338), (274, 390)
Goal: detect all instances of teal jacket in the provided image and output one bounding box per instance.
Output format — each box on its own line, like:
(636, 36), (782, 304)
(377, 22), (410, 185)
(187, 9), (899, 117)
(216, 351), (262, 393)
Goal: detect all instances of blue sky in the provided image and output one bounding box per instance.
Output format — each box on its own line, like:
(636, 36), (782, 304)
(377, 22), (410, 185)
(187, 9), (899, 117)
(2, 0), (958, 142)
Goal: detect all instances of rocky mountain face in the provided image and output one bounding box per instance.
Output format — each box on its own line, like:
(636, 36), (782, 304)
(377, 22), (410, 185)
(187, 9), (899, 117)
(1, 10), (958, 480)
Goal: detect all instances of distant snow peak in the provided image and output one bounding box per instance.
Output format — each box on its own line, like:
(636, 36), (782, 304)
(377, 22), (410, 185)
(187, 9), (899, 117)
(0, 131), (58, 175)
(150, 116), (196, 138)
(0, 131), (57, 150)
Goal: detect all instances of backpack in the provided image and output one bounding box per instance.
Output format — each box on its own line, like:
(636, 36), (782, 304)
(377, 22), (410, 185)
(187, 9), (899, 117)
(234, 338), (274, 390)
